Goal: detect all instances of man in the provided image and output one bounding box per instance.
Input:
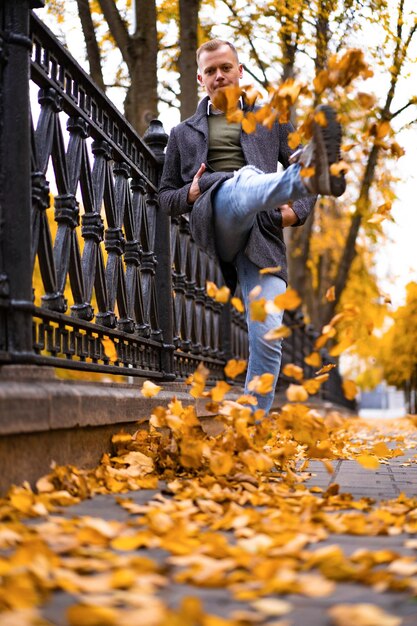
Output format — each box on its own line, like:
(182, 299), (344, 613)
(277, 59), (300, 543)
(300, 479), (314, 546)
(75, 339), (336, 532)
(159, 39), (345, 414)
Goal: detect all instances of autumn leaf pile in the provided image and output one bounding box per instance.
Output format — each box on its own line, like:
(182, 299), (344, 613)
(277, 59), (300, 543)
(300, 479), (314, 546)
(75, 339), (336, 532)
(1, 375), (417, 625)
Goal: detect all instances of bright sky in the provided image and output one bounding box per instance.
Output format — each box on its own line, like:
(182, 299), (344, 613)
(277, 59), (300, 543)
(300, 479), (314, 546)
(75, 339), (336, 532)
(35, 2), (417, 308)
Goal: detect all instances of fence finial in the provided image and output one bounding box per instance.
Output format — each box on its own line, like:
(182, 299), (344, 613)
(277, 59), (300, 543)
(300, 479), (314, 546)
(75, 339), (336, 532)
(144, 119), (168, 163)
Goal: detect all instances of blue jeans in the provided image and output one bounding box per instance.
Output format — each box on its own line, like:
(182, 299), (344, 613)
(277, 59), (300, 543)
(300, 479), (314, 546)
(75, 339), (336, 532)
(213, 164), (309, 413)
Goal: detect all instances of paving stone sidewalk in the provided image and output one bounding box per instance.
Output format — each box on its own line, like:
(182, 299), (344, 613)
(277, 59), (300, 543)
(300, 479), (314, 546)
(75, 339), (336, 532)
(18, 441), (413, 626)
(1, 403), (416, 626)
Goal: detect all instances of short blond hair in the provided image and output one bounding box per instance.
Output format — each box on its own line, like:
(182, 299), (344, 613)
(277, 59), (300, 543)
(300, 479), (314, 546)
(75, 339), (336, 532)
(196, 39), (239, 67)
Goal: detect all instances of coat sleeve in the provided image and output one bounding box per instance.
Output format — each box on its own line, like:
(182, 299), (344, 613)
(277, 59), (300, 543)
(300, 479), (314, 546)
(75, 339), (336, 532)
(278, 122), (316, 227)
(158, 127), (194, 217)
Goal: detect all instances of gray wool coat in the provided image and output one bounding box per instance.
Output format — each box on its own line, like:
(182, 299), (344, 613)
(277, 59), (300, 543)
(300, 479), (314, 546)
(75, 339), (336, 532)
(158, 96), (315, 291)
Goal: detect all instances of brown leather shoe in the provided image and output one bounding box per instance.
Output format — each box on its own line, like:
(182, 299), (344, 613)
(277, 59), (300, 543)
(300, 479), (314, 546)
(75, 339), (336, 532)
(290, 105), (346, 197)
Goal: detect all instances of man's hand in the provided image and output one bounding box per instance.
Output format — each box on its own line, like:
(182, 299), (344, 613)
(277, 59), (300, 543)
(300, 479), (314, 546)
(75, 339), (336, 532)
(187, 163), (206, 204)
(279, 204), (298, 227)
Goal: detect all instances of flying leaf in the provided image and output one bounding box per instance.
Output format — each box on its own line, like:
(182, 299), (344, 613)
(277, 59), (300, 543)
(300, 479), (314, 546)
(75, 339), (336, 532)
(282, 363), (304, 381)
(248, 373), (274, 394)
(249, 285), (262, 299)
(376, 120), (391, 139)
(259, 265), (282, 274)
(316, 363), (336, 375)
(286, 384), (309, 402)
(102, 337), (118, 362)
(330, 161), (349, 176)
(242, 112), (258, 134)
(215, 286), (231, 303)
(212, 85), (242, 113)
(342, 379), (357, 400)
(250, 298), (267, 322)
(188, 363), (209, 398)
(274, 288), (301, 310)
(304, 352), (322, 367)
(277, 78), (303, 103)
(206, 280), (230, 303)
(302, 378), (322, 395)
(288, 131), (301, 150)
(206, 281), (218, 298)
(264, 325), (292, 341)
(141, 380), (162, 398)
(210, 381), (231, 403)
(357, 92), (376, 108)
(300, 166), (315, 178)
(367, 213), (387, 224)
(231, 297), (244, 313)
(314, 110), (328, 127)
(224, 359), (247, 378)
(326, 286), (336, 302)
(356, 454), (380, 470)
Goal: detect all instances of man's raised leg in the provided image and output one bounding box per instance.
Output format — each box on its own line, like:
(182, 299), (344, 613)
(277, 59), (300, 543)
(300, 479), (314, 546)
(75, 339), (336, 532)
(213, 163), (306, 262)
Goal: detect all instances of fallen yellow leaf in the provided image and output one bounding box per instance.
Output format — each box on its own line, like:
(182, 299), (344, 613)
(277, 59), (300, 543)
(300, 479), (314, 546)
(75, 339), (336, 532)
(251, 598), (293, 616)
(328, 603), (401, 626)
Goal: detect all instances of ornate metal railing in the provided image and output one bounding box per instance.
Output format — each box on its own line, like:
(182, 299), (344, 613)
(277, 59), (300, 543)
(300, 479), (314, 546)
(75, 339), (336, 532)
(0, 0), (355, 409)
(0, 0), (247, 382)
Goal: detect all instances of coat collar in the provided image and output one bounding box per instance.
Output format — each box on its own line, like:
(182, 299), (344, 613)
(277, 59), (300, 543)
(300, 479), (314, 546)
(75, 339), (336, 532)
(184, 96), (209, 133)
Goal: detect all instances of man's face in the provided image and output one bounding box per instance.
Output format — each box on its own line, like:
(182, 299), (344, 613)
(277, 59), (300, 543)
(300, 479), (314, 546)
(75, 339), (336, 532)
(197, 45), (243, 100)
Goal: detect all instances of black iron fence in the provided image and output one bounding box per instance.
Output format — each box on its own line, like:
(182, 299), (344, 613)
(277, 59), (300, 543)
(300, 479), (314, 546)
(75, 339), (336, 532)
(0, 0), (354, 410)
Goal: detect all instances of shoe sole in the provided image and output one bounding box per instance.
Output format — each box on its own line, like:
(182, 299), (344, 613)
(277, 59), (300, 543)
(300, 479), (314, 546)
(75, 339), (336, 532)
(314, 105), (346, 197)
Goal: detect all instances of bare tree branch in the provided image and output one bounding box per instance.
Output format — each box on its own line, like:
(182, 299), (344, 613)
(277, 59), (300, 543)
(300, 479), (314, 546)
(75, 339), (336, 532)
(220, 0), (270, 88)
(97, 0), (132, 69)
(241, 63), (269, 89)
(391, 98), (417, 119)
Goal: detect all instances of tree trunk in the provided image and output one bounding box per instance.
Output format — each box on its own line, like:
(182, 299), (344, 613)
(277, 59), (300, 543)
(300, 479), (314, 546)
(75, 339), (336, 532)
(179, 0), (199, 120)
(125, 0), (158, 136)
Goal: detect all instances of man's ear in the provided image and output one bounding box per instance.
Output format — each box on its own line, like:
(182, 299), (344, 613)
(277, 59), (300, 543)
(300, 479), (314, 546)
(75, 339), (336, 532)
(239, 64), (243, 79)
(197, 73), (203, 86)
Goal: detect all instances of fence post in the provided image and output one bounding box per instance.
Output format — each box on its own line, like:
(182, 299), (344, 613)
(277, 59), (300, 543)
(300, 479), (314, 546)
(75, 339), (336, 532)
(143, 119), (175, 380)
(0, 0), (42, 359)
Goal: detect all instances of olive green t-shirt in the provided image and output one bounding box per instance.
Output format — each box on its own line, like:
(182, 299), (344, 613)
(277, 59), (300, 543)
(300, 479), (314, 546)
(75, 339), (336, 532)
(207, 114), (246, 172)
